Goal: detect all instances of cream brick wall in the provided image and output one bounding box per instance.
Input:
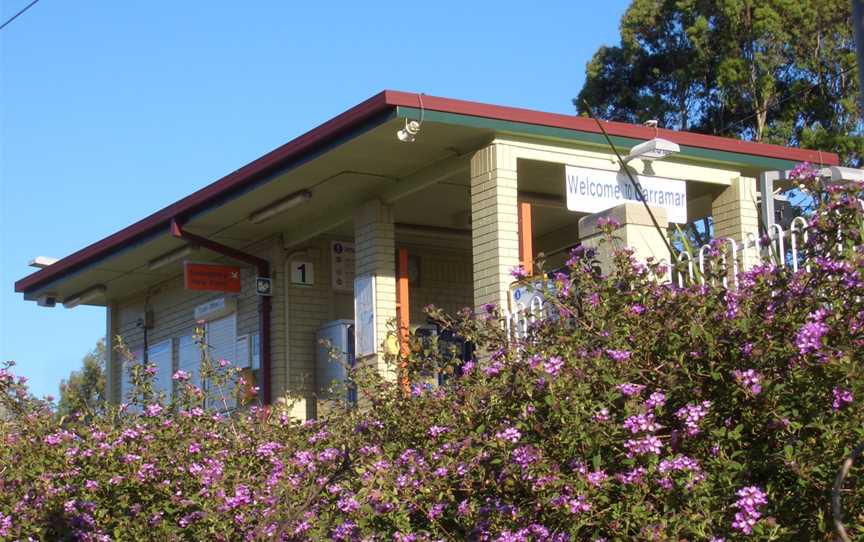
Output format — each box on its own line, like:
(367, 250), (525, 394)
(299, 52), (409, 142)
(403, 244), (473, 324)
(470, 144), (520, 313)
(283, 237), (353, 412)
(353, 200), (397, 376)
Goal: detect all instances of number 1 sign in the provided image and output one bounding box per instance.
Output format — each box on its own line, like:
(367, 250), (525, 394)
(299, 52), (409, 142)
(290, 261), (314, 285)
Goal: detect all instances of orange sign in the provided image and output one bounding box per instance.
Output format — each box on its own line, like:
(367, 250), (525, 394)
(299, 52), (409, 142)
(184, 263), (242, 293)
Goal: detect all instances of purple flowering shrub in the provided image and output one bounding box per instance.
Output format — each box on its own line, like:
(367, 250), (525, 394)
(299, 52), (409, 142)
(1, 174), (863, 540)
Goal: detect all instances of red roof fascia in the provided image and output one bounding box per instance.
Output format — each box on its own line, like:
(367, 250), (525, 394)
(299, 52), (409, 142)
(383, 90), (840, 166)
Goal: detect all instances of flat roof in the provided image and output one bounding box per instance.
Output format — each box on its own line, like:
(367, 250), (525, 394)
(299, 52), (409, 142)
(15, 90), (839, 296)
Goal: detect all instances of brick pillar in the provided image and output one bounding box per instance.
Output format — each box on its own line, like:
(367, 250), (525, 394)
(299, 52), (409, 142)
(578, 203), (670, 276)
(470, 143), (520, 314)
(712, 177), (759, 243)
(354, 199), (397, 377)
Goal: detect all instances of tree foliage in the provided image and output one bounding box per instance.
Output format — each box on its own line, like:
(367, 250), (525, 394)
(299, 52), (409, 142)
(56, 339), (107, 420)
(576, 0), (864, 165)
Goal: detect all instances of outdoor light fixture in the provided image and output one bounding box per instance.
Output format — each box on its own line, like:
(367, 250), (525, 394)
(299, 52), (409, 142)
(624, 138), (680, 163)
(147, 245), (198, 271)
(248, 190), (312, 224)
(396, 119), (422, 143)
(62, 285), (107, 309)
(396, 93), (425, 143)
(818, 166), (864, 185)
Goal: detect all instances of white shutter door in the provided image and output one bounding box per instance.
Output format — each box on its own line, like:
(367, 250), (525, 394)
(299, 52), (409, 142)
(178, 335), (201, 390)
(205, 313), (237, 409)
(121, 350), (143, 410)
(148, 339), (173, 401)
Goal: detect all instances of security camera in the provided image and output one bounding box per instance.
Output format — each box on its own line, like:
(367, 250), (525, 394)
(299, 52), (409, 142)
(37, 295), (57, 308)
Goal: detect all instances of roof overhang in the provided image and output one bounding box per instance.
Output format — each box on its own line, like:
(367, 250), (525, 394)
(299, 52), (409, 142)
(15, 90), (839, 302)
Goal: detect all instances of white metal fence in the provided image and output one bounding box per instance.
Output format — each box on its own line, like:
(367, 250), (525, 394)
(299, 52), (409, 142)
(501, 199), (864, 337)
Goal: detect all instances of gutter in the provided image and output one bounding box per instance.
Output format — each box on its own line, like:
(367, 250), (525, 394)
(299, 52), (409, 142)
(170, 219), (272, 406)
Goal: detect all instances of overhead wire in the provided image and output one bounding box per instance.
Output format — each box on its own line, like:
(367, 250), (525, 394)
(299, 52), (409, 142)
(0, 0), (41, 31)
(581, 99), (678, 263)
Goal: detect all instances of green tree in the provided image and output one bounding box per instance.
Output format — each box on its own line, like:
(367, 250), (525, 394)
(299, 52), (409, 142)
(56, 339), (106, 419)
(576, 0), (864, 165)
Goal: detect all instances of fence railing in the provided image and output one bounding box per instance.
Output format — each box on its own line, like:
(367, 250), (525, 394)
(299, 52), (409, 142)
(502, 199), (863, 337)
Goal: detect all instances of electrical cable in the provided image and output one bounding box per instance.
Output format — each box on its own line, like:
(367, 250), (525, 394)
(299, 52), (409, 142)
(0, 0), (41, 31)
(581, 99), (677, 263)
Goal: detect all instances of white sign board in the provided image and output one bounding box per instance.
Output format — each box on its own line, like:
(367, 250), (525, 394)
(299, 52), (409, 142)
(193, 297), (237, 322)
(330, 241), (355, 291)
(565, 165), (687, 223)
(354, 275), (377, 357)
(290, 261), (314, 285)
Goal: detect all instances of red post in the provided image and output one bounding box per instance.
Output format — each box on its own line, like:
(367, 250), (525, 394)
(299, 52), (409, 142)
(396, 247), (410, 392)
(518, 202), (534, 276)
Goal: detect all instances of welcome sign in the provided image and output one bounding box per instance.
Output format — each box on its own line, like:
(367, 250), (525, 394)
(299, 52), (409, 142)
(565, 165), (687, 223)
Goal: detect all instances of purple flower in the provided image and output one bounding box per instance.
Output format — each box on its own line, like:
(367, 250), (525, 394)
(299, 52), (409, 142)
(172, 370), (191, 382)
(733, 369), (763, 395)
(596, 215), (621, 230)
(496, 427), (522, 443)
(510, 266), (529, 280)
(644, 391), (666, 410)
(224, 485), (252, 509)
(0, 513), (12, 538)
(511, 445), (538, 468)
(623, 436), (664, 458)
(833, 387), (854, 410)
(427, 502), (445, 520)
(616, 383), (645, 397)
(795, 309), (830, 355)
(144, 403), (163, 417)
(544, 356), (564, 376)
(675, 401), (711, 436)
(616, 467), (647, 485)
(567, 495), (592, 514)
(428, 425), (448, 438)
(623, 413), (662, 434)
(337, 495), (360, 514)
(593, 408), (610, 423)
(731, 486), (768, 535)
(606, 349), (632, 362)
(628, 304), (646, 315)
(586, 470), (609, 487)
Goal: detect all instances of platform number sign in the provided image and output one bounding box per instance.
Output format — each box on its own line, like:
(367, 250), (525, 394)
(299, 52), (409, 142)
(290, 261), (314, 285)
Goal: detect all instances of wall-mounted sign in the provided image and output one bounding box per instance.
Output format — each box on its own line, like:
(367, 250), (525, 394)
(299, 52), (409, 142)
(330, 241), (355, 291)
(565, 165), (687, 223)
(354, 275), (377, 357)
(184, 263), (242, 293)
(194, 297), (237, 322)
(290, 261), (314, 285)
(255, 276), (273, 296)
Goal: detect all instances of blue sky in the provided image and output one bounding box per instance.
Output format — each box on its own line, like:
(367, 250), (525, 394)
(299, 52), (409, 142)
(1, 0), (631, 399)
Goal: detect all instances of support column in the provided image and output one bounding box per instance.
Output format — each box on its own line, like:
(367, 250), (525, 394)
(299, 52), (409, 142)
(354, 199), (397, 377)
(470, 143), (520, 314)
(578, 203), (670, 275)
(713, 177), (760, 272)
(712, 177), (759, 243)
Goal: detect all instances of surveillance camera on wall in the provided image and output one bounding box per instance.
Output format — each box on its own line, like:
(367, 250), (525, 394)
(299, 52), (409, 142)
(37, 295), (57, 308)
